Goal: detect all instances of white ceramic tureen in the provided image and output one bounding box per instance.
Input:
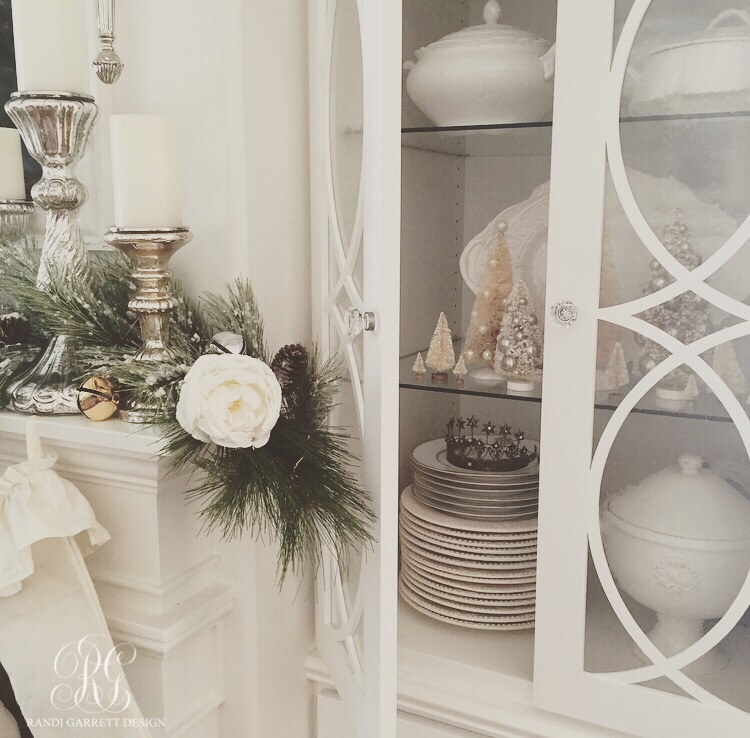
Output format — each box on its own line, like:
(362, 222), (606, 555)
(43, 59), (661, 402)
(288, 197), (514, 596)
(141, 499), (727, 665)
(601, 454), (750, 674)
(403, 0), (555, 127)
(630, 9), (750, 115)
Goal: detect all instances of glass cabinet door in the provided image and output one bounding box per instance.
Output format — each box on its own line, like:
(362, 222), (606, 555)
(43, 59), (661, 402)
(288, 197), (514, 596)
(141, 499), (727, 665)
(310, 0), (401, 736)
(536, 1), (750, 736)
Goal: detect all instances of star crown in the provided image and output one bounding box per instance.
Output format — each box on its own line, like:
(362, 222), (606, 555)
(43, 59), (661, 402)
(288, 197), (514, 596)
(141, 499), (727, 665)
(445, 416), (538, 472)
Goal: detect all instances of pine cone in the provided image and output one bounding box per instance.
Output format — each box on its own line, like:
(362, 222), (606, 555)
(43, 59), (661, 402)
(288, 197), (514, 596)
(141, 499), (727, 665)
(271, 344), (308, 391)
(0, 313), (32, 345)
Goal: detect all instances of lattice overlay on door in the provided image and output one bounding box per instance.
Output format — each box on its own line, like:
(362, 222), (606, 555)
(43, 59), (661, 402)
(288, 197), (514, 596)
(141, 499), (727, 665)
(316, 0), (369, 703)
(584, 0), (750, 707)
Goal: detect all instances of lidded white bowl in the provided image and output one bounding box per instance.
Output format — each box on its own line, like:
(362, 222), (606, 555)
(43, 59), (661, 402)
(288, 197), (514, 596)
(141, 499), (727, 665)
(607, 454), (750, 543)
(602, 454), (750, 673)
(403, 0), (555, 127)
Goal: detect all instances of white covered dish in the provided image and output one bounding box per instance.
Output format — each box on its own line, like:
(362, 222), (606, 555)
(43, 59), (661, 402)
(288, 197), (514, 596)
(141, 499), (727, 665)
(602, 454), (750, 673)
(630, 9), (750, 115)
(403, 0), (555, 127)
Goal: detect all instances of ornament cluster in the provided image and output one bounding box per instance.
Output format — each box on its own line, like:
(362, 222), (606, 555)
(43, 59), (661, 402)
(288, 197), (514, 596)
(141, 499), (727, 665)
(493, 281), (543, 390)
(635, 211), (711, 397)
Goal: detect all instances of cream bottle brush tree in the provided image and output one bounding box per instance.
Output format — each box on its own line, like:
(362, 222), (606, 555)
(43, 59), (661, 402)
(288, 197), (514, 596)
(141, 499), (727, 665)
(426, 312), (455, 381)
(462, 221), (514, 379)
(493, 280), (543, 391)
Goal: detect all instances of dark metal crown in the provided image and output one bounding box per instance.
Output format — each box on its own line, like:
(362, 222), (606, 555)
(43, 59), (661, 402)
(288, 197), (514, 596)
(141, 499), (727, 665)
(445, 416), (538, 472)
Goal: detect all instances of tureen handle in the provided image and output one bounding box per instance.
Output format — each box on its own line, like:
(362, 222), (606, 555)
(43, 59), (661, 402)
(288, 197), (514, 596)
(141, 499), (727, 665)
(707, 8), (750, 30)
(483, 0), (502, 25)
(678, 454), (704, 475)
(540, 43), (556, 82)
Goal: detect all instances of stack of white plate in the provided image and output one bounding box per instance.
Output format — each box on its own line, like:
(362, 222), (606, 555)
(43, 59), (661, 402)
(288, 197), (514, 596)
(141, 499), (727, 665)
(411, 438), (539, 520)
(399, 486), (537, 630)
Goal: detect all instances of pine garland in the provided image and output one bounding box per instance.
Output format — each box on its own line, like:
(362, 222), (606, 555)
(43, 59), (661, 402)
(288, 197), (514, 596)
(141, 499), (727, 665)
(0, 240), (374, 580)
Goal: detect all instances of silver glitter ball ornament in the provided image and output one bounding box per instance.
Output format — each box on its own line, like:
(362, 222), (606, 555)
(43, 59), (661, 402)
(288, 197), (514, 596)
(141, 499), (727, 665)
(525, 343), (538, 358)
(498, 337), (512, 350)
(501, 355), (517, 371)
(210, 331), (246, 355)
(482, 349), (493, 362)
(511, 316), (521, 327)
(527, 315), (538, 325)
(639, 355), (657, 374)
(515, 330), (526, 341)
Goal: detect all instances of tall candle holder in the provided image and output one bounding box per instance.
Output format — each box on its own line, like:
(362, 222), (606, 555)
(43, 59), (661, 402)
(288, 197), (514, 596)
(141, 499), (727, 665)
(104, 227), (193, 423)
(0, 200), (34, 243)
(5, 92), (99, 414)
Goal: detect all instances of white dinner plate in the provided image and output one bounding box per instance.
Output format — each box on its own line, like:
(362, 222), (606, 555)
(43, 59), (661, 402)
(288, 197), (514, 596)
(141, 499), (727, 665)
(400, 509), (538, 545)
(401, 548), (537, 582)
(400, 582), (536, 630)
(401, 572), (536, 614)
(401, 560), (538, 595)
(402, 487), (538, 534)
(401, 537), (536, 570)
(400, 516), (538, 554)
(412, 470), (540, 497)
(400, 525), (538, 564)
(412, 466), (540, 490)
(411, 488), (539, 521)
(412, 483), (539, 511)
(401, 561), (537, 599)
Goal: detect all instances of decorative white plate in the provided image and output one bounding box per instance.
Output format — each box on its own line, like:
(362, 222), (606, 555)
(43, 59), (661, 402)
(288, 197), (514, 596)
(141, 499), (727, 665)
(401, 574), (536, 616)
(412, 440), (540, 480)
(412, 490), (538, 521)
(402, 487), (538, 533)
(412, 484), (539, 511)
(401, 537), (536, 570)
(401, 548), (536, 583)
(460, 173), (743, 316)
(400, 516), (538, 554)
(401, 561), (537, 595)
(413, 469), (540, 495)
(401, 561), (537, 599)
(400, 583), (536, 630)
(400, 526), (538, 564)
(411, 464), (540, 489)
(400, 504), (538, 541)
(400, 509), (538, 546)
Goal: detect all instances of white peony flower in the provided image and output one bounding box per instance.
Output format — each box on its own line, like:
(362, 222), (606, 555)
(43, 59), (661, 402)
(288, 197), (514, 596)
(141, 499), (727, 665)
(176, 354), (283, 449)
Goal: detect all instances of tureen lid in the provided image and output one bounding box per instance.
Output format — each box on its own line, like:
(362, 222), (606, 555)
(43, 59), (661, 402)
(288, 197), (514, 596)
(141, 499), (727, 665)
(607, 454), (750, 541)
(425, 0), (549, 51)
(651, 9), (750, 54)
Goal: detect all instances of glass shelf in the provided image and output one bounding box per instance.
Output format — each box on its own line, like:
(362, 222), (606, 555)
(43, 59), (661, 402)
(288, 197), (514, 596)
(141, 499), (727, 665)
(402, 122), (552, 158)
(399, 351), (737, 423)
(401, 111), (750, 158)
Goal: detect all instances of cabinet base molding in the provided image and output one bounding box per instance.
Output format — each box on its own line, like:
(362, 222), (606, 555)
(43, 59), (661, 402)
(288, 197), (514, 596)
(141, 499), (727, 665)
(306, 651), (631, 738)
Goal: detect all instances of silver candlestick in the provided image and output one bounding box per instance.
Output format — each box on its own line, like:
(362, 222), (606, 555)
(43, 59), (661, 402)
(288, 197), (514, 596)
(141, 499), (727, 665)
(94, 0), (124, 84)
(0, 200), (34, 243)
(104, 227), (193, 423)
(5, 92), (99, 415)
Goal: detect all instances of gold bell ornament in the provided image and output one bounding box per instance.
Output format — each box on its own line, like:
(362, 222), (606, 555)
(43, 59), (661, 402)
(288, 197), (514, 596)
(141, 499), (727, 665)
(77, 376), (120, 421)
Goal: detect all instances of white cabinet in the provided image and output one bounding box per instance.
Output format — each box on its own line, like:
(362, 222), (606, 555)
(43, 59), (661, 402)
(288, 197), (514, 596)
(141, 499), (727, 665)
(309, 0), (750, 736)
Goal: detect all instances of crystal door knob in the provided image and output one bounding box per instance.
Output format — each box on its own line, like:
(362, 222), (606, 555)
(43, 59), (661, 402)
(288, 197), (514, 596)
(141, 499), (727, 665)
(550, 300), (578, 327)
(345, 307), (376, 337)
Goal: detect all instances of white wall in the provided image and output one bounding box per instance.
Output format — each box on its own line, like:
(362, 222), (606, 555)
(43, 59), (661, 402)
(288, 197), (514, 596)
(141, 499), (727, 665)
(107, 2), (315, 737)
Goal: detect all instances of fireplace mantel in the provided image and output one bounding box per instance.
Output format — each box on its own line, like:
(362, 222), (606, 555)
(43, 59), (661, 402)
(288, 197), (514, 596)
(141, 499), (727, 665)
(0, 412), (234, 738)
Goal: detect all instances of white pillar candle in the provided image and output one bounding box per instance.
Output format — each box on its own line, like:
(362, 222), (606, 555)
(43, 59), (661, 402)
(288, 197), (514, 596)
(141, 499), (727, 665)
(11, 0), (89, 95)
(0, 129), (26, 200)
(110, 115), (183, 228)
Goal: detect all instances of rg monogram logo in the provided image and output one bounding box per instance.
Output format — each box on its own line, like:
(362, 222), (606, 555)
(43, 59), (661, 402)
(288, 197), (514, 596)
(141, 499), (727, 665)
(50, 635), (137, 714)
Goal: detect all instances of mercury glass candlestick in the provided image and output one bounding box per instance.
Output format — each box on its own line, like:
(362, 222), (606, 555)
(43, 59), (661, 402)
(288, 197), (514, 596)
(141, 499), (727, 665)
(104, 227), (192, 422)
(5, 92), (99, 414)
(0, 200), (34, 242)
(93, 0), (124, 84)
